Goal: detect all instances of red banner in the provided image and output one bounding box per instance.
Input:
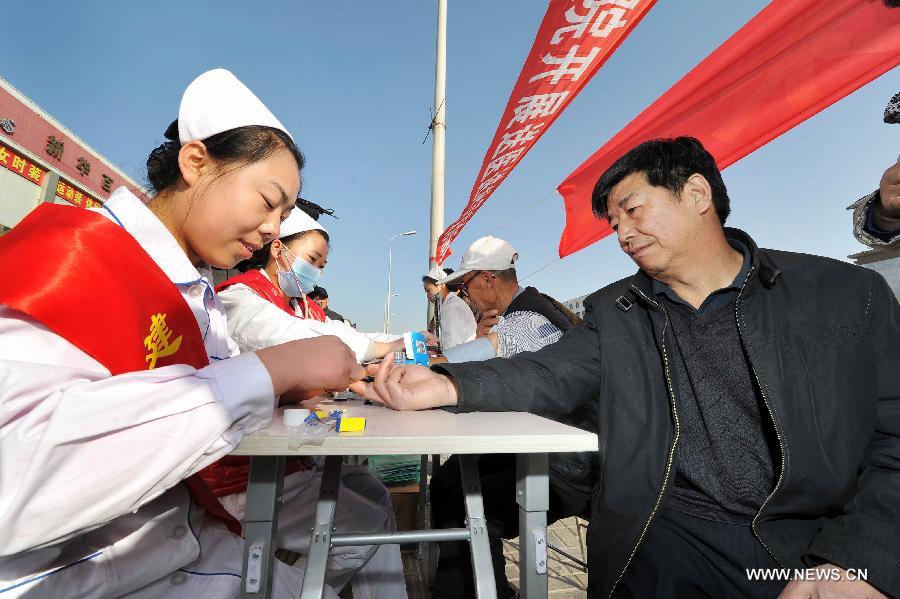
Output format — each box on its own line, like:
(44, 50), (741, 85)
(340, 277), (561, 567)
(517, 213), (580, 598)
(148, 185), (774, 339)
(434, 0), (656, 264)
(557, 0), (900, 258)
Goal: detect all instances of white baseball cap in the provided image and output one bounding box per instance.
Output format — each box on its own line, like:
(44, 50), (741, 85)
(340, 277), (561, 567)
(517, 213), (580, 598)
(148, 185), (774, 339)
(279, 208), (327, 239)
(438, 236), (518, 285)
(177, 69), (293, 144)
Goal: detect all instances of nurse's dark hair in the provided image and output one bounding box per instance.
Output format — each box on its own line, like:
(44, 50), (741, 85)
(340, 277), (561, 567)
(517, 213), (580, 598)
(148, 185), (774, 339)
(236, 228), (330, 273)
(591, 136), (730, 225)
(146, 121), (305, 195)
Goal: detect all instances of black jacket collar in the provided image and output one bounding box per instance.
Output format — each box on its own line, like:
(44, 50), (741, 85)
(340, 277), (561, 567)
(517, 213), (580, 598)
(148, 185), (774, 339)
(621, 228), (781, 312)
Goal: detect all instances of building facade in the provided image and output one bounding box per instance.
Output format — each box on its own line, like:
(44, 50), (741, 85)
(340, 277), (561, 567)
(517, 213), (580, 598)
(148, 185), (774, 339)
(851, 248), (900, 300)
(0, 76), (143, 233)
(562, 293), (589, 319)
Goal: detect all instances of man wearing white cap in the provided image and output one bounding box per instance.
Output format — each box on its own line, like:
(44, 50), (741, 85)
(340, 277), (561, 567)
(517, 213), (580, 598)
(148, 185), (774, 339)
(422, 265), (477, 350)
(0, 67), (367, 598)
(428, 236), (597, 599)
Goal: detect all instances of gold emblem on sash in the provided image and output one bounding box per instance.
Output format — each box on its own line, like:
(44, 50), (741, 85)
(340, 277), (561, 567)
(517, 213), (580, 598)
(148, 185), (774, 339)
(144, 313), (183, 369)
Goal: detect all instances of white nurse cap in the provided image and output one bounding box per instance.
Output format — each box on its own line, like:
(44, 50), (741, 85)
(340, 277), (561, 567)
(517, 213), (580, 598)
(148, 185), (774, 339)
(176, 69), (293, 144)
(279, 208), (327, 239)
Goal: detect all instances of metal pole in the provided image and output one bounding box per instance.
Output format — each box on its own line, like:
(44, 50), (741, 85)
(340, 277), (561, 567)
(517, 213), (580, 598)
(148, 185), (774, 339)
(385, 235), (396, 334)
(429, 0), (447, 263)
(428, 0), (447, 323)
(385, 231), (416, 334)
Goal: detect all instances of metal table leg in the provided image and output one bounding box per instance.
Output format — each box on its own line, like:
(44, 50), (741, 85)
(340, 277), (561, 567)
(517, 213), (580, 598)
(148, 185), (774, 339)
(417, 455), (431, 589)
(459, 455), (498, 599)
(241, 456), (287, 599)
(426, 453), (441, 591)
(300, 455), (344, 599)
(517, 453), (549, 599)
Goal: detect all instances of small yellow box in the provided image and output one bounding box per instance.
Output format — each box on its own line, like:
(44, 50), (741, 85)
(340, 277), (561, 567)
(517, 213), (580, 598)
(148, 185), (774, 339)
(314, 410), (328, 419)
(336, 417), (366, 432)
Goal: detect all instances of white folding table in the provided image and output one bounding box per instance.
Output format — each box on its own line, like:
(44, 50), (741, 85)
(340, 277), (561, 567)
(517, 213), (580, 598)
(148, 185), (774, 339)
(231, 400), (598, 599)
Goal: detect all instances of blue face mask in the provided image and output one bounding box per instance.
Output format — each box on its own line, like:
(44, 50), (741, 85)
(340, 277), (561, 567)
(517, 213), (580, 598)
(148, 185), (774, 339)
(276, 248), (322, 297)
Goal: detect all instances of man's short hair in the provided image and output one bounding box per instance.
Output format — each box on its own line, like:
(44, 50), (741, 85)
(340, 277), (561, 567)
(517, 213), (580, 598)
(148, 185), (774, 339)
(591, 136), (730, 225)
(491, 268), (517, 283)
(308, 286), (328, 300)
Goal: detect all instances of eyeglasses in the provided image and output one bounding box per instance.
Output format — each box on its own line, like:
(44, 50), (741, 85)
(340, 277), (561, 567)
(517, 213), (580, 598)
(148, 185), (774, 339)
(458, 272), (479, 299)
(458, 271), (495, 299)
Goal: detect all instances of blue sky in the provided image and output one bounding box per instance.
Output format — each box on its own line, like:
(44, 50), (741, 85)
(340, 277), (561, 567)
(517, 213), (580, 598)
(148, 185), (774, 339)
(2, 1), (897, 333)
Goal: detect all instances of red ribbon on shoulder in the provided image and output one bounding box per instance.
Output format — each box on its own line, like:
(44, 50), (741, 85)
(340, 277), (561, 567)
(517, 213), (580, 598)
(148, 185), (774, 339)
(0, 204), (244, 534)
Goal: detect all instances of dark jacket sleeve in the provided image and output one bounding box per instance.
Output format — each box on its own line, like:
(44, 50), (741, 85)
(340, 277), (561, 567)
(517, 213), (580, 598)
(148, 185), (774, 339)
(806, 273), (900, 596)
(434, 299), (603, 417)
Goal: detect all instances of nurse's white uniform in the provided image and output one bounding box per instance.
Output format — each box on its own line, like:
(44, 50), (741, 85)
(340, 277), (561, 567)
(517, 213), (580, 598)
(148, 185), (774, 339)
(217, 209), (408, 599)
(0, 189), (345, 598)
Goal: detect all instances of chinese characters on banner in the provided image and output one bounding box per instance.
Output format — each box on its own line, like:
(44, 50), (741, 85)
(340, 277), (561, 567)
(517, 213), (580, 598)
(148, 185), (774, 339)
(0, 142), (46, 187)
(55, 179), (103, 209)
(433, 0), (656, 264)
(555, 0), (900, 257)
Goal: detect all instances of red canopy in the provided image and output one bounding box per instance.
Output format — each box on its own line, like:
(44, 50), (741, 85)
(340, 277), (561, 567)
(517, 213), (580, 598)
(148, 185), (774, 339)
(557, 0), (900, 258)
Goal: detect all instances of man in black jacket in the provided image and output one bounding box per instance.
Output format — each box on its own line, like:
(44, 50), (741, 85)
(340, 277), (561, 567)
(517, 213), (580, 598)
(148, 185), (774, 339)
(364, 137), (900, 598)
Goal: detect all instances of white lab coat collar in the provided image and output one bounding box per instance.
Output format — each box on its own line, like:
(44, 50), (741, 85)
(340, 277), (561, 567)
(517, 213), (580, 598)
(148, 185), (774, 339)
(96, 187), (211, 285)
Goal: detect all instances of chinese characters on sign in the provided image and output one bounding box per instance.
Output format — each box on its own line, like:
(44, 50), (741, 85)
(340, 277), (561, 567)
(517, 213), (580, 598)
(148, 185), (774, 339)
(0, 142), (46, 186)
(434, 0), (656, 264)
(101, 174), (113, 193)
(0, 119), (15, 135)
(46, 136), (64, 160)
(55, 179), (103, 209)
(76, 157), (91, 176)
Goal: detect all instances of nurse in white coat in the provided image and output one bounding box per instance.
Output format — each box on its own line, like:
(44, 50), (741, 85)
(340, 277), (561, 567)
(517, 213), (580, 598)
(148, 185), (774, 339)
(217, 211), (406, 363)
(213, 212), (409, 598)
(0, 69), (364, 598)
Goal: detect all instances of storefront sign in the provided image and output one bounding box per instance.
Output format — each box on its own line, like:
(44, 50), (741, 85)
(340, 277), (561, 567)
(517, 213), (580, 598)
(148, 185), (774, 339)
(55, 179), (103, 209)
(0, 142), (46, 186)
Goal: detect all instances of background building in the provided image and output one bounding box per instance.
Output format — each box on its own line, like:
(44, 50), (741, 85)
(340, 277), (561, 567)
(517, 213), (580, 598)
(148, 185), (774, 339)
(562, 293), (589, 319)
(0, 76), (143, 233)
(851, 248), (900, 300)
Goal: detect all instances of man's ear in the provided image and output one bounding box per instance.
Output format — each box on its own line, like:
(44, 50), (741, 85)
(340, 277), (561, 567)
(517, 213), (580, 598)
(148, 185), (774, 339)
(683, 173), (714, 216)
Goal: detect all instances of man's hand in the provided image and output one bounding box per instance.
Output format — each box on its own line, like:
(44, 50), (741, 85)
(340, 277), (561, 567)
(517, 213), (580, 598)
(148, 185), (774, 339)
(256, 336), (366, 397)
(777, 564), (887, 599)
(476, 309), (499, 338)
(354, 360), (459, 411)
(873, 162), (900, 230)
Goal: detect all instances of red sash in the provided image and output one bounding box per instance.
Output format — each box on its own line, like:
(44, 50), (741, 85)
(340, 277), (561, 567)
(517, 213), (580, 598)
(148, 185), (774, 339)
(206, 269), (313, 496)
(0, 204), (243, 534)
(303, 296), (328, 322)
(217, 269), (328, 321)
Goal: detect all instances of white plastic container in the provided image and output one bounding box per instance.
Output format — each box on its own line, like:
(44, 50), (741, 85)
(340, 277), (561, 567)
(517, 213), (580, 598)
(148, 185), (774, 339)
(284, 408), (311, 449)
